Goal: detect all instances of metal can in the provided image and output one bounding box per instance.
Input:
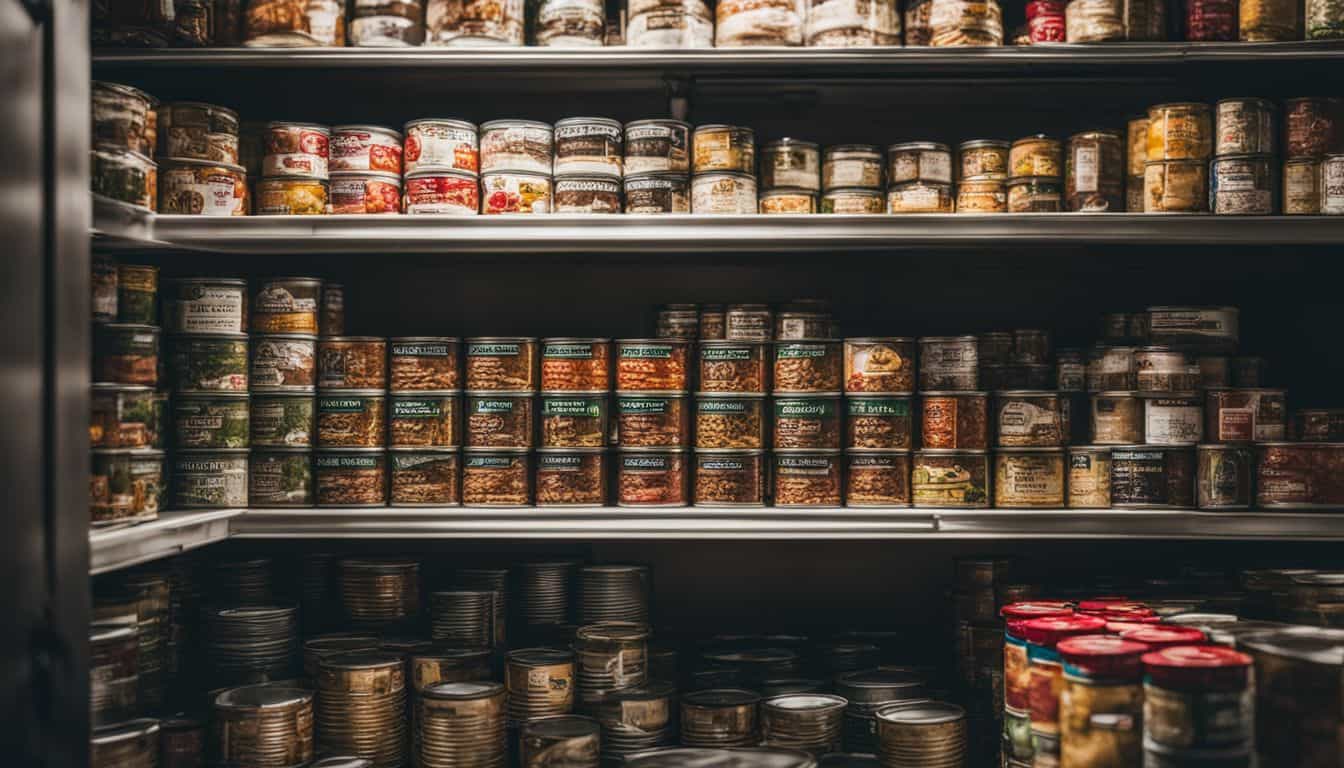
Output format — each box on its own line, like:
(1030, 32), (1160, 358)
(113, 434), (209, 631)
(1007, 177), (1063, 212)
(159, 101), (240, 163)
(1068, 445), (1112, 508)
(555, 176), (622, 214)
(92, 719), (161, 768)
(171, 449), (248, 508)
(1204, 387), (1287, 442)
(912, 449), (990, 508)
(314, 449), (387, 506)
(887, 142), (953, 185)
(1147, 103), (1212, 162)
(1092, 391), (1143, 444)
(1011, 135), (1063, 178)
(821, 187), (885, 213)
(1088, 345), (1136, 392)
(555, 116), (624, 178)
(996, 391), (1067, 448)
(692, 172), (757, 214)
(264, 121), (330, 178)
(1147, 305), (1239, 350)
(403, 171), (480, 215)
(255, 176), (328, 215)
(1285, 96), (1343, 159)
(170, 334), (249, 393)
(774, 450), (843, 507)
(1127, 117), (1149, 177)
(403, 118), (479, 175)
(1256, 442), (1344, 509)
(959, 139), (1010, 181)
(506, 648), (576, 720)
(761, 138), (821, 191)
(1283, 157), (1322, 214)
(626, 6), (715, 47)
(331, 124), (402, 174)
(995, 448), (1066, 508)
(956, 179), (1007, 212)
(888, 181), (954, 213)
(1110, 445), (1195, 508)
(252, 277), (321, 335)
(846, 449), (912, 507)
(1066, 130), (1124, 212)
(1196, 443), (1252, 509)
(330, 171), (401, 214)
(918, 336), (978, 391)
(1057, 636), (1147, 768)
(480, 119), (554, 175)
(624, 119), (691, 175)
(1186, 0), (1236, 38)
(249, 448), (313, 507)
(481, 171), (552, 214)
(823, 144), (883, 190)
(1215, 98), (1277, 156)
(693, 124), (755, 175)
(172, 393), (249, 449)
(1143, 160), (1209, 212)
(1308, 0), (1344, 36)
(1143, 394), (1203, 446)
(1142, 645), (1254, 749)
(1211, 154), (1275, 215)
(1027, 0), (1067, 39)
(921, 391), (989, 450)
(1135, 346), (1200, 393)
(715, 0), (806, 45)
(875, 701), (968, 766)
(759, 188), (816, 214)
(1066, 0), (1124, 41)
(158, 158), (247, 216)
(250, 393), (315, 447)
(694, 448), (766, 506)
(1296, 408), (1344, 441)
(624, 173), (691, 213)
(927, 0), (1004, 44)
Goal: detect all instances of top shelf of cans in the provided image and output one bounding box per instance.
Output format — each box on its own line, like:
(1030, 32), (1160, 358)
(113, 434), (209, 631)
(93, 0), (1343, 52)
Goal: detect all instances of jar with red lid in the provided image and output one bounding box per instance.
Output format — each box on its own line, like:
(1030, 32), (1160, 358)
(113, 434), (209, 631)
(1002, 603), (1074, 715)
(1023, 615), (1108, 766)
(1026, 0), (1065, 40)
(1141, 646), (1254, 750)
(1057, 635), (1150, 768)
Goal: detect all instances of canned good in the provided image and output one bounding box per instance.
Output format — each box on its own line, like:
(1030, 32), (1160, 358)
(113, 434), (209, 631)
(1325, 153), (1344, 214)
(921, 391), (988, 450)
(1240, 0), (1300, 39)
(1066, 0), (1124, 40)
(1284, 157), (1322, 214)
(617, 449), (689, 506)
(821, 187), (885, 213)
(479, 171), (553, 214)
(693, 125), (755, 174)
(1144, 394), (1203, 446)
(170, 334), (249, 393)
(887, 142), (953, 185)
(466, 337), (537, 391)
(264, 121), (330, 178)
(330, 171), (401, 214)
(993, 391), (1065, 448)
(1110, 446), (1195, 508)
(403, 118), (479, 175)
(692, 172), (757, 214)
(874, 701), (968, 766)
(1196, 443), (1252, 509)
(887, 181), (954, 213)
(1066, 130), (1124, 211)
(1093, 392), (1143, 444)
(918, 336), (978, 391)
(416, 682), (506, 768)
(317, 390), (386, 448)
(1024, 615), (1108, 763)
(1142, 645), (1253, 749)
(700, 305), (727, 339)
(1057, 348), (1085, 392)
(1146, 155), (1210, 210)
(761, 139), (821, 191)
(624, 173), (691, 213)
(251, 393), (314, 447)
(555, 116), (623, 177)
(774, 450), (843, 507)
(759, 188), (817, 214)
(716, 0), (806, 44)
(699, 341), (768, 393)
(617, 339), (689, 392)
(481, 119), (553, 175)
(845, 449), (911, 507)
(90, 384), (159, 449)
(1204, 388), (1287, 442)
(694, 449), (766, 506)
(1284, 97), (1343, 159)
(1148, 306), (1239, 351)
(388, 337), (460, 392)
(956, 179), (1007, 212)
(774, 340), (842, 393)
(626, 5), (715, 46)
(995, 448), (1066, 508)
(1296, 408), (1344, 441)
(1256, 442), (1344, 509)
(774, 396), (841, 450)
(331, 125), (402, 175)
(681, 689), (762, 747)
(1186, 0), (1236, 37)
(554, 175), (622, 214)
(314, 449), (386, 506)
(1011, 135), (1062, 178)
(624, 120), (691, 174)
(823, 145), (883, 190)
(171, 449), (248, 509)
(912, 449), (989, 508)
(93, 324), (160, 386)
(173, 393), (249, 449)
(159, 158), (247, 216)
(387, 449), (459, 506)
(1148, 103), (1213, 162)
(403, 171), (480, 214)
(91, 449), (166, 525)
(249, 449), (313, 507)
(465, 393), (533, 448)
(319, 336), (387, 389)
(725, 304), (772, 342)
(1057, 635), (1148, 768)
(696, 395), (765, 450)
(1308, 0), (1344, 36)
(1215, 98), (1277, 156)
(1135, 347), (1199, 393)
(159, 101), (240, 163)
(250, 334), (317, 391)
(927, 0), (1003, 44)
(244, 0), (345, 44)
(1211, 154), (1275, 215)
(255, 176), (328, 215)
(167, 278), (248, 335)
(92, 719), (161, 768)
(1007, 176), (1063, 212)
(846, 396), (913, 451)
(1069, 445), (1112, 508)
(540, 395), (607, 448)
(390, 392), (460, 448)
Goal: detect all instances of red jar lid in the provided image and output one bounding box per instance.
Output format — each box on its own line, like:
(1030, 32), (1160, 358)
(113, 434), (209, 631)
(1002, 602), (1074, 640)
(1079, 600), (1149, 614)
(1121, 626), (1207, 651)
(1058, 635), (1150, 680)
(1023, 616), (1107, 648)
(1142, 645), (1252, 692)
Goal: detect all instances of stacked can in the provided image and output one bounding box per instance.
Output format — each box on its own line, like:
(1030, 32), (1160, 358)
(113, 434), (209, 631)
(1006, 134), (1064, 212)
(204, 605), (300, 687)
(834, 668), (927, 753)
(575, 622), (650, 711)
(90, 258), (167, 528)
(694, 327), (769, 506)
(1241, 627), (1344, 765)
(681, 689), (762, 747)
(156, 101), (247, 216)
(429, 590), (496, 647)
(248, 277), (321, 509)
(1020, 615), (1107, 766)
(1283, 97), (1344, 215)
(212, 684), (315, 767)
(538, 338), (610, 506)
(1144, 102), (1213, 213)
(91, 719), (160, 768)
(773, 329), (844, 507)
(623, 120), (693, 213)
(317, 652), (409, 768)
(339, 558), (421, 631)
(874, 700), (969, 767)
(516, 560), (579, 633)
(330, 124), (404, 214)
(579, 564), (652, 624)
(592, 681), (679, 758)
(886, 141), (954, 213)
(615, 337), (691, 506)
(1140, 645), (1255, 766)
(91, 82), (158, 212)
(691, 124), (757, 214)
(316, 335), (388, 507)
(1212, 98), (1278, 215)
(913, 335), (989, 509)
(844, 337), (915, 506)
(402, 118), (482, 215)
(520, 715), (602, 767)
(506, 649), (579, 757)
(257, 120), (332, 214)
(758, 138), (821, 214)
(480, 119), (554, 214)
(463, 337), (537, 505)
(452, 567), (509, 645)
(165, 277), (250, 512)
(553, 117), (623, 214)
(760, 693), (848, 754)
(820, 144), (885, 213)
(389, 336), (461, 506)
(956, 140), (1009, 213)
(417, 681), (508, 768)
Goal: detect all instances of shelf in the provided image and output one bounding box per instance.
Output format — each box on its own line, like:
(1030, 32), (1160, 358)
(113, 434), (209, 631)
(229, 508), (1344, 540)
(91, 194), (158, 249)
(90, 508), (244, 575)
(98, 214), (1344, 254)
(92, 42), (1344, 79)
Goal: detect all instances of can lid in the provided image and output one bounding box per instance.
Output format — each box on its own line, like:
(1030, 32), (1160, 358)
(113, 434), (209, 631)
(422, 680), (505, 700)
(762, 693), (848, 712)
(1122, 626), (1208, 651)
(958, 138), (1010, 149)
(1022, 615), (1107, 647)
(874, 700), (964, 725)
(480, 119), (552, 131)
(762, 137), (819, 150)
(1058, 635), (1150, 679)
(887, 141), (950, 153)
(1142, 645), (1252, 691)
(215, 684), (313, 710)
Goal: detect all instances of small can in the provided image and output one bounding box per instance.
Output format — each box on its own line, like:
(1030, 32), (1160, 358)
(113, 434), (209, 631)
(1211, 154), (1275, 215)
(403, 118), (480, 176)
(1110, 445), (1195, 508)
(655, 305), (698, 340)
(1196, 443), (1253, 509)
(921, 391), (989, 450)
(774, 450), (843, 507)
(1135, 346), (1200, 393)
(725, 304), (772, 342)
(255, 176), (328, 215)
(390, 449), (460, 506)
(481, 171), (553, 214)
(317, 389), (387, 448)
(761, 138), (821, 191)
(540, 394), (608, 448)
(91, 449), (166, 525)
(774, 340), (842, 393)
(1144, 160), (1209, 213)
(846, 396), (913, 450)
(1186, 0), (1236, 38)
(699, 340), (768, 393)
(1283, 157), (1321, 214)
(846, 449), (912, 507)
(171, 449), (248, 509)
(692, 172), (757, 214)
(887, 181), (954, 213)
(391, 392), (461, 449)
(1007, 177), (1063, 212)
(172, 393), (250, 449)
(535, 449), (607, 506)
(820, 188), (885, 213)
(1147, 103), (1212, 162)
(696, 395), (766, 450)
(1147, 305), (1239, 350)
(1256, 442), (1344, 509)
(918, 335), (978, 391)
(158, 158), (246, 216)
(844, 337), (916, 393)
(1066, 130), (1124, 212)
(956, 179), (1007, 213)
(959, 139), (1010, 181)
(462, 448), (532, 506)
(1284, 96), (1343, 159)
(887, 141), (953, 185)
(264, 121), (331, 178)
(774, 396), (842, 450)
(624, 119), (691, 175)
(158, 101), (240, 163)
(617, 393), (689, 447)
(554, 176), (622, 214)
(694, 449), (766, 506)
(1087, 345), (1136, 392)
(692, 124), (755, 175)
(994, 448), (1066, 508)
(823, 144), (883, 190)
(1127, 117), (1150, 178)
(912, 449), (990, 508)
(1092, 391), (1144, 444)
(330, 170), (401, 214)
(319, 336), (388, 389)
(996, 391), (1067, 448)
(249, 449), (313, 507)
(617, 449), (689, 507)
(623, 172), (691, 213)
(331, 124), (403, 174)
(1215, 98), (1277, 156)
(1204, 387), (1287, 442)
(700, 305), (727, 339)
(1066, 0), (1125, 41)
(314, 449), (387, 506)
(776, 309), (831, 341)
(1144, 394), (1204, 446)
(1068, 445), (1112, 508)
(1142, 646), (1254, 749)
(1027, 0), (1066, 39)
(465, 393), (533, 448)
(480, 119), (554, 175)
(250, 392), (315, 447)
(170, 334), (249, 393)
(252, 277), (321, 335)
(1010, 135), (1063, 178)
(403, 171), (480, 215)
(554, 116), (624, 177)
(759, 188), (817, 214)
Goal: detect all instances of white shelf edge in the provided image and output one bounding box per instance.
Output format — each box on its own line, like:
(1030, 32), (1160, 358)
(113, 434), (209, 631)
(90, 508), (245, 575)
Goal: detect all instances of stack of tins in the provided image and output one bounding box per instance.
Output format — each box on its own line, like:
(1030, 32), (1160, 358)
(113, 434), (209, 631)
(1020, 614), (1108, 765)
(1056, 635), (1151, 766)
(680, 689), (762, 747)
(591, 681), (679, 757)
(339, 558), (421, 630)
(873, 700), (969, 767)
(453, 567), (510, 646)
(429, 590), (496, 647)
(760, 693), (849, 754)
(574, 622), (650, 710)
(516, 560), (579, 633)
(519, 714), (602, 767)
(1241, 626), (1344, 767)
(316, 652), (408, 767)
(204, 605), (300, 687)
(1000, 602), (1074, 765)
(91, 623), (139, 727)
(417, 681), (508, 768)
(506, 647), (576, 755)
(578, 564), (652, 625)
(834, 668), (929, 754)
(1141, 645), (1255, 766)
(212, 684), (314, 767)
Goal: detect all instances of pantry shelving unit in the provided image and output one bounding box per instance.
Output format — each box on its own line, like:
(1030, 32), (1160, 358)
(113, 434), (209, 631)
(89, 508), (244, 575)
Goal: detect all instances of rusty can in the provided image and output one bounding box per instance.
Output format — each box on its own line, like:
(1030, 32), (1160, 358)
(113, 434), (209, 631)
(575, 623), (649, 705)
(1092, 391), (1144, 444)
(520, 715), (601, 768)
(995, 390), (1067, 448)
(1205, 387), (1288, 443)
(1211, 154), (1276, 215)
(409, 648), (493, 692)
(918, 336), (978, 391)
(417, 681), (507, 768)
(681, 689), (761, 748)
(1143, 394), (1203, 446)
(1148, 103), (1213, 162)
(1216, 98), (1277, 156)
(1068, 445), (1112, 508)
(1196, 443), (1253, 509)
(912, 449), (990, 508)
(875, 701), (967, 767)
(92, 719), (160, 768)
(213, 684), (315, 768)
(507, 648), (576, 721)
(1296, 409), (1344, 441)
(1285, 96), (1343, 159)
(995, 448), (1066, 508)
(1284, 157), (1322, 214)
(1239, 0), (1301, 39)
